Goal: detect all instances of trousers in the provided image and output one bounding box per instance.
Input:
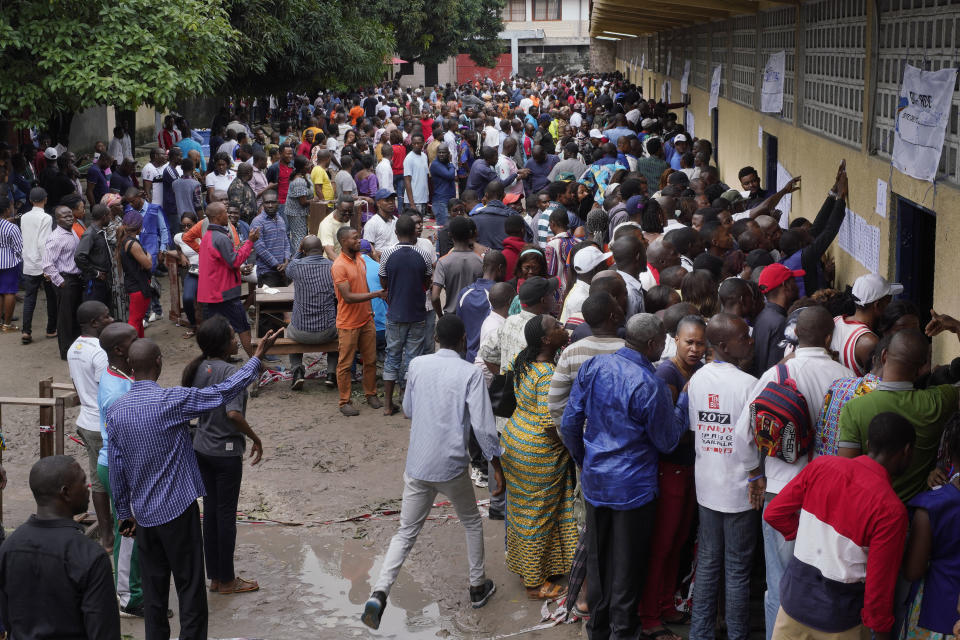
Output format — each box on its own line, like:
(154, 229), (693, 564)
(55, 273), (83, 359)
(20, 273), (57, 336)
(97, 464), (143, 609)
(197, 452), (243, 583)
(336, 319), (377, 405)
(136, 502), (207, 640)
(585, 500), (656, 640)
(764, 493), (796, 640)
(374, 470), (486, 595)
(285, 324), (338, 371)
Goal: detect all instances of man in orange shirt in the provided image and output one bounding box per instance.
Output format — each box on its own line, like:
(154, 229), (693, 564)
(349, 99), (365, 127)
(331, 226), (386, 416)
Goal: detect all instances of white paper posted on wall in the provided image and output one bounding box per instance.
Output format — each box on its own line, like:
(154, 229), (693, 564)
(838, 209), (881, 274)
(775, 163), (793, 228)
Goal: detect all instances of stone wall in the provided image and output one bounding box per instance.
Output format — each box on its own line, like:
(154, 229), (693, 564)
(517, 46), (589, 78)
(588, 37), (617, 72)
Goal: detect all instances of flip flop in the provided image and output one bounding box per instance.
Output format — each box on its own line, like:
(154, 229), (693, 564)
(527, 582), (567, 600)
(383, 406), (399, 416)
(218, 576), (259, 594)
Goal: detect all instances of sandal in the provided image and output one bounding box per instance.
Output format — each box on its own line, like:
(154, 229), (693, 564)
(218, 576), (259, 594)
(526, 581), (567, 600)
(182, 330), (196, 339)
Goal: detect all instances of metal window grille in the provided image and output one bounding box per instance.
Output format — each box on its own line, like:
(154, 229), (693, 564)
(730, 14), (758, 108)
(694, 25), (710, 90)
(711, 21), (730, 100)
(801, 0), (866, 147)
(760, 6), (797, 121)
(873, 0), (960, 182)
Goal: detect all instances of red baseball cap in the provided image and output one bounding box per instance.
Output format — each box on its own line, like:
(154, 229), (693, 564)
(758, 263), (805, 293)
(503, 192), (522, 205)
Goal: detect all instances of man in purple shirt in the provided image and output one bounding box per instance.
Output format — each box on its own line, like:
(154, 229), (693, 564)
(523, 145), (560, 195)
(42, 206), (82, 359)
(85, 153), (111, 208)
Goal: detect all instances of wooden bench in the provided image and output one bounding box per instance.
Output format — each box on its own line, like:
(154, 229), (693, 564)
(249, 337), (338, 356)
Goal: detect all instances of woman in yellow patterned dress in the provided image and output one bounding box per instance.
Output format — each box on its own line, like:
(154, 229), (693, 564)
(502, 314), (578, 599)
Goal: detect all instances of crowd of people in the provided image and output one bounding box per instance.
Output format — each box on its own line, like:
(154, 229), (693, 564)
(0, 71), (958, 640)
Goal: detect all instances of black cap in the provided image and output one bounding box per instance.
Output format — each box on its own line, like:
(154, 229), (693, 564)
(518, 276), (559, 305)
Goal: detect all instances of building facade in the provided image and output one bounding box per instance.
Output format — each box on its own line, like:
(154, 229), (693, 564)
(501, 0), (590, 76)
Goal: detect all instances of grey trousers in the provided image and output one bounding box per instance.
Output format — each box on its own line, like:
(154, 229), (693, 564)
(374, 470), (486, 595)
(285, 324), (338, 370)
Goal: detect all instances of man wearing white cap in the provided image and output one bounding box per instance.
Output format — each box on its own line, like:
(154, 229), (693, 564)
(667, 134), (690, 171)
(830, 274), (902, 376)
(561, 244), (612, 325)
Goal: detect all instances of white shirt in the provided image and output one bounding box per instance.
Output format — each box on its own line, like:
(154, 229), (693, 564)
(142, 162), (163, 205)
(403, 151), (429, 204)
(376, 158), (394, 193)
(482, 126), (501, 148)
(443, 130), (458, 159)
(20, 207), (52, 276)
(519, 98), (533, 114)
(362, 214), (398, 250)
(688, 362), (758, 513)
(496, 154), (523, 196)
(639, 269), (657, 292)
(560, 279), (590, 325)
(475, 312), (506, 387)
(66, 335), (108, 432)
(733, 347), (854, 494)
(205, 171), (236, 194)
(217, 140), (239, 157)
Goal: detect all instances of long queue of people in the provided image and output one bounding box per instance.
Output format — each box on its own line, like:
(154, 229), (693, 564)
(0, 72), (957, 640)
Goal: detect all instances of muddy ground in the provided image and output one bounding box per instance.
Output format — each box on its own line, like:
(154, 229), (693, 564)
(0, 290), (591, 639)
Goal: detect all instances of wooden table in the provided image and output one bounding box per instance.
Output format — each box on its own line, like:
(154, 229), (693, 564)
(251, 285), (295, 339)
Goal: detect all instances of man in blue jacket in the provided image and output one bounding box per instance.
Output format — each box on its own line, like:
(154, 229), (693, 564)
(430, 146), (457, 227)
(561, 313), (688, 640)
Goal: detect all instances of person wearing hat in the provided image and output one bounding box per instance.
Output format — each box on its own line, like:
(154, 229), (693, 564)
(666, 133), (690, 171)
(751, 263), (803, 377)
(561, 244), (613, 325)
(548, 141), (587, 183)
(363, 189), (399, 253)
(830, 273), (902, 376)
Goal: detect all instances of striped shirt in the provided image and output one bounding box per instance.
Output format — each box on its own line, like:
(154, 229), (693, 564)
(105, 357), (261, 527)
(286, 254), (336, 334)
(0, 218), (23, 269)
(250, 211), (290, 273)
(548, 336), (625, 428)
(42, 226), (80, 287)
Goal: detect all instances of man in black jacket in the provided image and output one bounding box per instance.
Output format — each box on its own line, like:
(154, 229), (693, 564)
(74, 203), (115, 311)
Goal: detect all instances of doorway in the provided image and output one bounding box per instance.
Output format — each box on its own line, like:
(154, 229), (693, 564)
(763, 133), (778, 198)
(895, 196), (937, 325)
(424, 63), (439, 87)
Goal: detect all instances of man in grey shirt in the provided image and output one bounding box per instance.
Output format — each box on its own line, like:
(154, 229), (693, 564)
(172, 158), (203, 217)
(362, 315), (502, 630)
(334, 154), (358, 201)
(547, 141), (588, 182)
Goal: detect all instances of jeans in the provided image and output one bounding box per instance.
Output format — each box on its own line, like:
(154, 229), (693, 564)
(690, 506), (759, 640)
(763, 494), (796, 640)
(393, 175), (405, 209)
(83, 278), (111, 310)
(383, 320), (426, 384)
(285, 324), (339, 371)
(374, 470), (486, 595)
(196, 452), (243, 583)
(432, 199), (449, 226)
(20, 273), (58, 336)
(182, 273), (198, 326)
(586, 501), (656, 640)
(421, 311), (436, 355)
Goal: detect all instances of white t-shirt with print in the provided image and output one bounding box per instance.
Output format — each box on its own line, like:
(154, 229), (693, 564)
(688, 361), (758, 513)
(66, 336), (109, 432)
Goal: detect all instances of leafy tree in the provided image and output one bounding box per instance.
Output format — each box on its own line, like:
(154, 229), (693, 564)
(375, 0), (506, 68)
(0, 0), (237, 128)
(223, 0), (394, 97)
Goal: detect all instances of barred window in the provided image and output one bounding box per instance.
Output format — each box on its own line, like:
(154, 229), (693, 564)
(760, 6), (796, 121)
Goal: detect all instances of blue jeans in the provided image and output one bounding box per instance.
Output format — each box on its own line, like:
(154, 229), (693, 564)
(690, 506), (759, 640)
(763, 494), (795, 640)
(182, 273), (198, 326)
(422, 311), (436, 355)
(393, 175), (405, 209)
(383, 320), (426, 384)
(432, 198), (449, 226)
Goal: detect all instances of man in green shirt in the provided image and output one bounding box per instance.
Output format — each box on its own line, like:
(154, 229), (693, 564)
(838, 328), (959, 501)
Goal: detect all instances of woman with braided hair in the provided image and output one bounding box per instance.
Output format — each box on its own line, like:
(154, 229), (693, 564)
(502, 314), (578, 599)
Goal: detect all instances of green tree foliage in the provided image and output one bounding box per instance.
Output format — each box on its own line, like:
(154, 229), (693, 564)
(376, 0), (506, 68)
(0, 0), (237, 128)
(223, 0), (394, 96)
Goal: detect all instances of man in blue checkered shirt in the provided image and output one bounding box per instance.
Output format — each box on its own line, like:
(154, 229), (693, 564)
(105, 330), (278, 639)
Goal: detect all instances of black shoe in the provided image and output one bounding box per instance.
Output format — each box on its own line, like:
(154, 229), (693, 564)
(488, 508), (504, 521)
(362, 591), (387, 629)
(470, 579), (496, 608)
(324, 374), (336, 388)
(291, 366), (305, 391)
(119, 604), (173, 618)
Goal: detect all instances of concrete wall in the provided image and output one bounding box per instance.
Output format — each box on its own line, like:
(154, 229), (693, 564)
(617, 62), (960, 366)
(589, 38), (617, 73)
(394, 57), (458, 89)
(503, 0), (588, 33)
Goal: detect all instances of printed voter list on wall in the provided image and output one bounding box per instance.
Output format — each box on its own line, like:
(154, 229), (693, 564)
(685, 111), (695, 139)
(666, 50), (672, 77)
(760, 51), (786, 113)
(892, 64), (958, 182)
(661, 81), (671, 104)
(680, 60), (691, 95)
(776, 162), (793, 228)
(709, 65), (722, 111)
(838, 209), (881, 274)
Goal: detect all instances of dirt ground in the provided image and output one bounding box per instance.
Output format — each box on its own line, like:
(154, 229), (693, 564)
(0, 290), (592, 639)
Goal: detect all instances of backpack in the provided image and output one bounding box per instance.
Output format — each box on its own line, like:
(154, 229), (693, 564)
(749, 364), (813, 464)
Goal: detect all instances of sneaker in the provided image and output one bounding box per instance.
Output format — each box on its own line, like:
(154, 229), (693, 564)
(366, 395), (382, 409)
(469, 579), (496, 608)
(148, 311), (162, 323)
(361, 591), (387, 630)
(488, 508), (505, 521)
(324, 374), (336, 388)
(470, 467), (488, 489)
(339, 403), (360, 417)
(291, 366), (305, 391)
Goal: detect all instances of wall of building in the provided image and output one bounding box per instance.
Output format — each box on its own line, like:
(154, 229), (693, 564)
(394, 57), (458, 89)
(612, 0), (960, 364)
(590, 38), (617, 73)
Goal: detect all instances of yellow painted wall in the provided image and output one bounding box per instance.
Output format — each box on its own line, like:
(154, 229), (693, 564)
(614, 60), (960, 364)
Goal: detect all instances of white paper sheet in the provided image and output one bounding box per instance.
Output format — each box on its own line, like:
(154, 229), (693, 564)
(758, 125), (764, 149)
(838, 209), (881, 274)
(680, 60), (691, 95)
(776, 163), (793, 228)
(760, 51), (786, 113)
(876, 179), (888, 217)
(709, 65), (722, 112)
(685, 111), (695, 139)
(892, 64), (959, 182)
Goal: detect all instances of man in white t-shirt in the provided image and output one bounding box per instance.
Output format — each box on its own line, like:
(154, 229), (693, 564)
(376, 144), (395, 193)
(403, 134), (429, 214)
(496, 138), (524, 198)
(363, 190), (399, 252)
(141, 148), (166, 206)
(66, 301), (114, 551)
(481, 118), (501, 148)
(687, 313), (759, 640)
(733, 306), (853, 640)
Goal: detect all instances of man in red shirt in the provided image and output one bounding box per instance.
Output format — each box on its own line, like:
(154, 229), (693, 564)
(266, 144), (295, 218)
(157, 115), (181, 151)
(763, 412), (913, 640)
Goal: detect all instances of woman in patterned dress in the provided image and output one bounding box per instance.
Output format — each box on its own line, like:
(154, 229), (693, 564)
(502, 314), (577, 599)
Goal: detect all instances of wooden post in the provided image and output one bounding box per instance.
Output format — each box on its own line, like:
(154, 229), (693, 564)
(0, 403), (4, 521)
(54, 397), (65, 456)
(39, 378), (53, 457)
(167, 253), (182, 323)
